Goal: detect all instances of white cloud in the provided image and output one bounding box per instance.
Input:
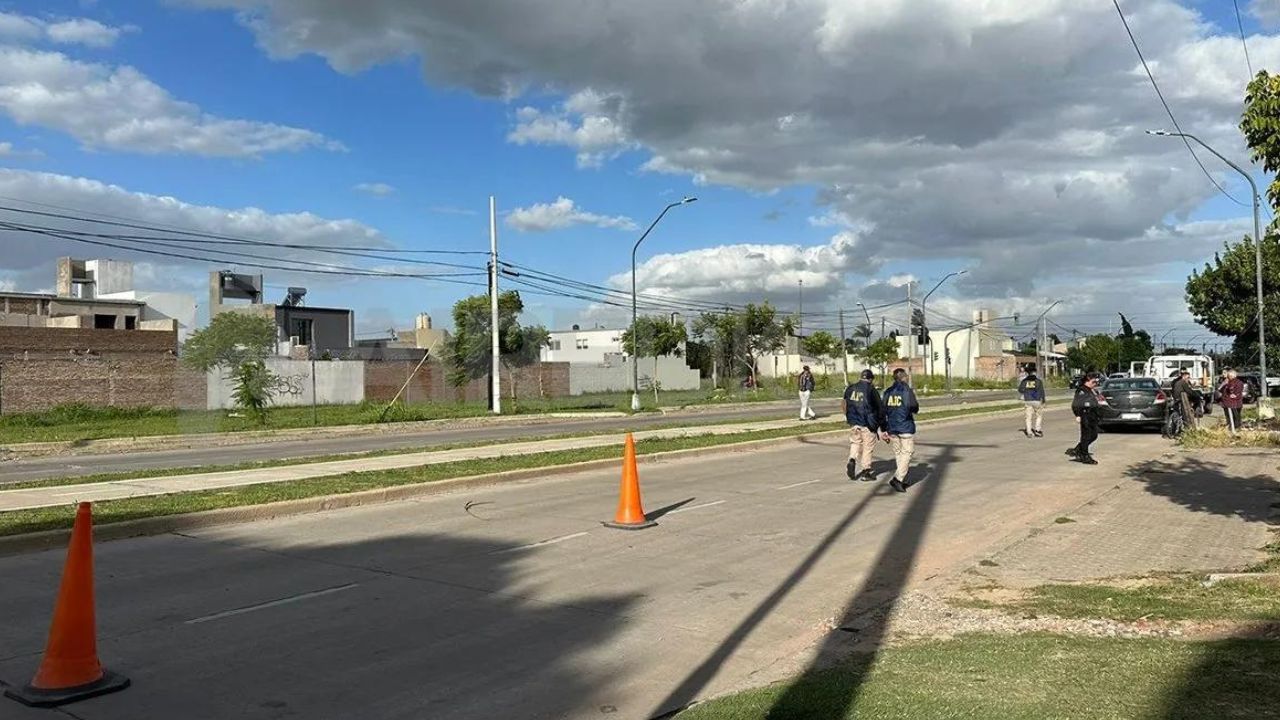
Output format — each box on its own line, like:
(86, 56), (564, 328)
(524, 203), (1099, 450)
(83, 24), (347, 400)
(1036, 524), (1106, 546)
(0, 11), (133, 48)
(0, 168), (394, 290)
(353, 182), (396, 196)
(1251, 0), (1280, 28)
(0, 47), (342, 158)
(506, 196), (637, 233)
(181, 0), (1280, 310)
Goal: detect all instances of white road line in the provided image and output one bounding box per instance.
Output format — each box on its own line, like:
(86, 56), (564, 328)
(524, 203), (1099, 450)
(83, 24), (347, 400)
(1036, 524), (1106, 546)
(494, 531), (590, 554)
(775, 479), (823, 491)
(668, 500), (727, 515)
(184, 583), (360, 625)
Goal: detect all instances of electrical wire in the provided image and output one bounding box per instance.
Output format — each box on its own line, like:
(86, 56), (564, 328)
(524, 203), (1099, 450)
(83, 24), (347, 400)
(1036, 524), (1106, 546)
(1112, 0), (1248, 207)
(1234, 0), (1255, 77)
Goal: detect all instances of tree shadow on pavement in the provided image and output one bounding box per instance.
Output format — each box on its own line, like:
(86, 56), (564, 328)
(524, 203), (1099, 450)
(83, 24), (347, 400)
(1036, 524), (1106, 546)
(0, 529), (642, 720)
(1125, 456), (1280, 524)
(655, 442), (988, 718)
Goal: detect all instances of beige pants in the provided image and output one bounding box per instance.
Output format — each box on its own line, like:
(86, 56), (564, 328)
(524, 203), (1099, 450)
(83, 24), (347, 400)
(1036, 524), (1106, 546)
(1024, 402), (1044, 434)
(890, 433), (915, 481)
(848, 425), (876, 471)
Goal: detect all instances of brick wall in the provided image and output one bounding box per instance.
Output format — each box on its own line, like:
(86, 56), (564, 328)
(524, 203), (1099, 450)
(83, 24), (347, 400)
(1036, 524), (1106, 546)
(364, 360), (570, 404)
(0, 326), (178, 355)
(0, 357), (206, 414)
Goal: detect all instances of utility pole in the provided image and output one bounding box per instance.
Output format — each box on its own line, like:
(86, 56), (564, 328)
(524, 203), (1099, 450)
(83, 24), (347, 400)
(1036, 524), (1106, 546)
(798, 279), (804, 336)
(838, 309), (849, 386)
(489, 196), (501, 414)
(906, 282), (913, 371)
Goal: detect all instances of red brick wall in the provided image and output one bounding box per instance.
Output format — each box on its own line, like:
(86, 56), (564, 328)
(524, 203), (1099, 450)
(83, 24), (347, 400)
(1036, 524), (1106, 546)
(0, 357), (206, 414)
(364, 360), (571, 404)
(0, 326), (177, 355)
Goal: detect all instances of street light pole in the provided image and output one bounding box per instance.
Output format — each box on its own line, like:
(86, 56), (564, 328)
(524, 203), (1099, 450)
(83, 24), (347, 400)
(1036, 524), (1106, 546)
(1033, 300), (1062, 382)
(1148, 130), (1270, 414)
(1160, 328), (1175, 352)
(921, 270), (967, 377)
(631, 197), (697, 412)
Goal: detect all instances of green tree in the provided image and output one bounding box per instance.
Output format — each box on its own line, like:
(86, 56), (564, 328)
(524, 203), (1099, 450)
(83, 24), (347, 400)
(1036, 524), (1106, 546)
(503, 323), (550, 405)
(230, 359), (275, 425)
(1065, 335), (1119, 374)
(622, 315), (688, 403)
(1242, 70), (1280, 209)
(801, 331), (841, 377)
(857, 337), (900, 375)
(738, 302), (794, 389)
(448, 290), (525, 389)
(180, 312), (276, 372)
(1186, 233), (1280, 369)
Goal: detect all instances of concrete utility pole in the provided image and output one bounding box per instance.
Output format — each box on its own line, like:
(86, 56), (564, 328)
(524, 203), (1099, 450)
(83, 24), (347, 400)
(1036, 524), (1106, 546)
(798, 279), (804, 336)
(631, 197), (697, 412)
(921, 270), (966, 377)
(838, 309), (849, 386)
(906, 281), (913, 370)
(1148, 129), (1270, 415)
(1034, 301), (1062, 382)
(490, 196), (501, 415)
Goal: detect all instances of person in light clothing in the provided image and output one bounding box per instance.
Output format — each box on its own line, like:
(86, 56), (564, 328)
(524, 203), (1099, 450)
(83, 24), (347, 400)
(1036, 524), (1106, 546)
(882, 368), (920, 493)
(1018, 365), (1046, 438)
(798, 365), (817, 420)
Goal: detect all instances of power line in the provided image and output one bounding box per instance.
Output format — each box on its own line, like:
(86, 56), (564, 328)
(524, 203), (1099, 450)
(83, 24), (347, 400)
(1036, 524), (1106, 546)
(0, 202), (487, 255)
(1234, 0), (1255, 77)
(1112, 0), (1248, 207)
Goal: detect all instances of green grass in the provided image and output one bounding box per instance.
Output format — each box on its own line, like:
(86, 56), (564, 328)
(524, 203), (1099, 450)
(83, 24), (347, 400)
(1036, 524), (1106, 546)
(677, 633), (1280, 720)
(1178, 426), (1280, 449)
(0, 403), (1024, 536)
(996, 576), (1280, 623)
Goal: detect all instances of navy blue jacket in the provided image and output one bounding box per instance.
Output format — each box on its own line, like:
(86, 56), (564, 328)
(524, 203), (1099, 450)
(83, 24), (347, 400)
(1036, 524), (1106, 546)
(1019, 374), (1045, 402)
(843, 380), (885, 431)
(882, 381), (920, 435)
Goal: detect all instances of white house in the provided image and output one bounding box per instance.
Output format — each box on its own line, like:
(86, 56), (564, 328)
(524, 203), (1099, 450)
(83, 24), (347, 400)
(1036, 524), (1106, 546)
(541, 326), (627, 364)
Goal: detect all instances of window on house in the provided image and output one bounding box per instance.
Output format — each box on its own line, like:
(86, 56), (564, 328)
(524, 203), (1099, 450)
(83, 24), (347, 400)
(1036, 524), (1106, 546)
(124, 315), (136, 330)
(550, 340), (561, 351)
(290, 318), (313, 346)
(576, 338), (589, 350)
(93, 314), (115, 329)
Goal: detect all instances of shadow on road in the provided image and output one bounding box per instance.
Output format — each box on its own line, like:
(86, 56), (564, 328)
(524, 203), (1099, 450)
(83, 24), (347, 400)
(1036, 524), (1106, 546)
(655, 441), (988, 718)
(1125, 455), (1280, 524)
(647, 497), (697, 521)
(0, 530), (643, 719)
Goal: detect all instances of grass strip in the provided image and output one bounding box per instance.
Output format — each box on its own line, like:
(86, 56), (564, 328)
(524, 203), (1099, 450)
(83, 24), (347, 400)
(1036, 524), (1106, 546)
(676, 633), (1280, 720)
(0, 403), (1022, 537)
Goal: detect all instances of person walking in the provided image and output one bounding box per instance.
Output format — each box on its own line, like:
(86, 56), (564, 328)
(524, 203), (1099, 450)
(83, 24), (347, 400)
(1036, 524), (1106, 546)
(1018, 364), (1046, 438)
(843, 369), (886, 482)
(798, 365), (817, 421)
(1219, 369), (1246, 433)
(882, 367), (920, 493)
(1067, 373), (1103, 464)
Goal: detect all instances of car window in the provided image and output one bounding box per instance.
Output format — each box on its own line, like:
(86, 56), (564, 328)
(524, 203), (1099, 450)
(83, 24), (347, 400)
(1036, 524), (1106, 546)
(1103, 379), (1158, 390)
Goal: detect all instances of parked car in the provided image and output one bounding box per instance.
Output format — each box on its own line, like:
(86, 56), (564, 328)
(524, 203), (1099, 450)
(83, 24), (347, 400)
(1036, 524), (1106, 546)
(1069, 374), (1085, 390)
(1098, 377), (1168, 430)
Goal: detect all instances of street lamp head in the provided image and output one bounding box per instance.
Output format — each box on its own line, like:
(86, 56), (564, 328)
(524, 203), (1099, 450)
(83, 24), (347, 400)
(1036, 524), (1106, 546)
(1145, 129), (1179, 137)
(681, 196), (698, 204)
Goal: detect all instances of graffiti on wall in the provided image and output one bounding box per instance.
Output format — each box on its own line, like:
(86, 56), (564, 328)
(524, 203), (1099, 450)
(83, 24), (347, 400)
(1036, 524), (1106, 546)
(271, 373), (309, 398)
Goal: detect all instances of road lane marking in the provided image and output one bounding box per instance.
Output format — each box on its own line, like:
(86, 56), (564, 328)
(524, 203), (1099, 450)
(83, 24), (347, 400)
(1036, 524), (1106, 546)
(775, 479), (823, 490)
(668, 500), (726, 514)
(184, 583), (361, 625)
(494, 531), (590, 554)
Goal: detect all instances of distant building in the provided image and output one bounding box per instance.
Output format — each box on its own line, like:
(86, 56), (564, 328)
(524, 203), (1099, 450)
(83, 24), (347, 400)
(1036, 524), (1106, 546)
(209, 271), (354, 357)
(541, 325), (627, 364)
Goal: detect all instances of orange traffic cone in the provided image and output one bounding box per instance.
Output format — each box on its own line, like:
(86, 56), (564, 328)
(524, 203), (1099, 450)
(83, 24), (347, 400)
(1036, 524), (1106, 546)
(603, 433), (657, 530)
(5, 503), (130, 708)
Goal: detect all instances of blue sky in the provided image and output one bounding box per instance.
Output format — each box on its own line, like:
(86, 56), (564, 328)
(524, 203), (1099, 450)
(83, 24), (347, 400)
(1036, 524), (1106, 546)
(0, 0), (1274, 348)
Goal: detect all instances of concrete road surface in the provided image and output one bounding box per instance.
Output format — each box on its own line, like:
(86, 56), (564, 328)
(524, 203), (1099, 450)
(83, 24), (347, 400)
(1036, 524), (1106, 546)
(0, 390), (1065, 484)
(0, 408), (1162, 720)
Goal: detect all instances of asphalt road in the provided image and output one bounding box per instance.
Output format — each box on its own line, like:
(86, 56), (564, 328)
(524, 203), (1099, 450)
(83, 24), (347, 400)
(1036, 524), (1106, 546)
(0, 389), (1068, 484)
(0, 407), (1169, 720)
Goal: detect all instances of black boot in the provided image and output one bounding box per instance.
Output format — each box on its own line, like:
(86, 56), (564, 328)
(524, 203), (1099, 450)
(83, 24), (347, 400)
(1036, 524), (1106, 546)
(1080, 454), (1099, 465)
(1065, 446), (1080, 458)
(846, 460), (858, 480)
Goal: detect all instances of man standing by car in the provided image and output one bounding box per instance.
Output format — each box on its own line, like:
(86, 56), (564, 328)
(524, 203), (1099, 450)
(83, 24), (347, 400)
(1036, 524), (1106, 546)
(1171, 370), (1199, 431)
(1068, 373), (1103, 464)
(798, 365), (817, 421)
(883, 368), (920, 493)
(1219, 369), (1246, 433)
(1018, 364), (1046, 438)
(843, 369), (886, 482)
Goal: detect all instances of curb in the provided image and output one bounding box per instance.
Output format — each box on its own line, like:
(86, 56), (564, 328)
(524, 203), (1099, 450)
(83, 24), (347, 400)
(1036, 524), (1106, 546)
(0, 404), (1039, 556)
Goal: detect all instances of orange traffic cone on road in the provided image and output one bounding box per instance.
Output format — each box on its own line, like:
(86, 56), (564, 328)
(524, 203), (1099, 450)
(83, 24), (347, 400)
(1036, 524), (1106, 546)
(603, 433), (657, 530)
(5, 502), (130, 708)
